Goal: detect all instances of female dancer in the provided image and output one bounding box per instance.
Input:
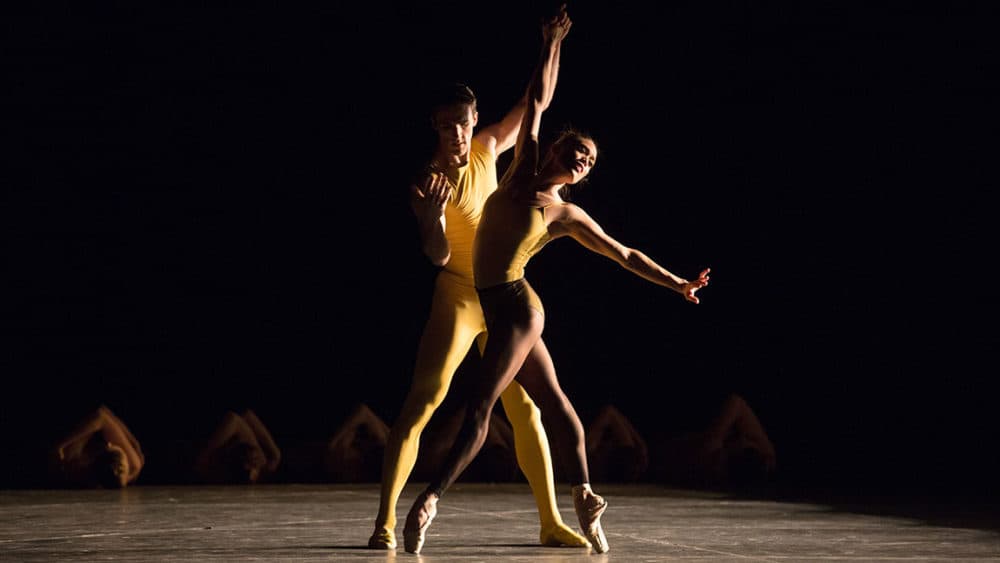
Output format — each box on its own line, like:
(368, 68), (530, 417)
(401, 8), (711, 555)
(368, 4), (587, 552)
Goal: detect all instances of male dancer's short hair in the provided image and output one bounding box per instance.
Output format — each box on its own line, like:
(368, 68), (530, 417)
(429, 82), (477, 114)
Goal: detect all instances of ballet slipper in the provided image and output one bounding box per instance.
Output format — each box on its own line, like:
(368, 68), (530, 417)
(572, 484), (609, 554)
(403, 490), (438, 554)
(366, 526), (396, 550)
(539, 521), (590, 547)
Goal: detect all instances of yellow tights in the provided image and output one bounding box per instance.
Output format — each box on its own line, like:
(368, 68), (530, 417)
(371, 274), (585, 547)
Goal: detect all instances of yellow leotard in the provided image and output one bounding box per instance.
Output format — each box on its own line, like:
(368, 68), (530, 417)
(473, 190), (554, 289)
(438, 138), (496, 280)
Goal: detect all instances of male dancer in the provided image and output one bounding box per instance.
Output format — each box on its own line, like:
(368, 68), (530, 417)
(367, 5), (588, 550)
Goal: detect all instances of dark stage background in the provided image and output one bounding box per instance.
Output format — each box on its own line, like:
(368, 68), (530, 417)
(4, 1), (996, 495)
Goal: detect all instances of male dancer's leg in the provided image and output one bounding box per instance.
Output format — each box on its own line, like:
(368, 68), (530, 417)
(369, 277), (480, 548)
(497, 375), (588, 546)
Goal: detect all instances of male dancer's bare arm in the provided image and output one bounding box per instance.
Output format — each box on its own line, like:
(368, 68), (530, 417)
(475, 95), (527, 159)
(410, 171), (452, 266)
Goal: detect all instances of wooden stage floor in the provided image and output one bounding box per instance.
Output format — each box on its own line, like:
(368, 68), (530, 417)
(2, 483), (998, 561)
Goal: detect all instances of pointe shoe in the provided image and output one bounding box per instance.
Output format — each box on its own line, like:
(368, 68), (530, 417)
(402, 491), (438, 554)
(367, 527), (396, 550)
(539, 522), (590, 547)
(573, 485), (609, 554)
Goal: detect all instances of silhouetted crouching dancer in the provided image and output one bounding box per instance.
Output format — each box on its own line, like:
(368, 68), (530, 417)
(49, 404), (144, 488)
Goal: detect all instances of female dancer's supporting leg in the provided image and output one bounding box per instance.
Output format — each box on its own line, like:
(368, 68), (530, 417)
(403, 301), (608, 554)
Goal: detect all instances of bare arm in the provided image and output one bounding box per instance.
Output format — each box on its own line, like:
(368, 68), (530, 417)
(586, 405), (648, 456)
(473, 95), (527, 159)
(52, 409), (105, 461)
(475, 5), (569, 158)
(194, 411), (260, 471)
(542, 23), (563, 109)
(703, 394), (748, 443)
(410, 170), (452, 266)
(508, 6), (572, 168)
(328, 404), (390, 451)
(98, 405), (144, 465)
(712, 395), (777, 465)
(552, 203), (710, 303)
(241, 409), (281, 473)
(93, 411), (144, 481)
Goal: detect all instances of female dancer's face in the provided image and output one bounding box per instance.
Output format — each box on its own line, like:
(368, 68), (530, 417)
(556, 136), (597, 184)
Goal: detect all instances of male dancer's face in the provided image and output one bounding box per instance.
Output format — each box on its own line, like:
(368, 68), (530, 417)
(432, 103), (478, 163)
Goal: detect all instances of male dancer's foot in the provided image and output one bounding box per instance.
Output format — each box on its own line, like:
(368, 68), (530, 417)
(539, 522), (590, 547)
(403, 490), (439, 554)
(572, 484), (609, 553)
(366, 526), (396, 550)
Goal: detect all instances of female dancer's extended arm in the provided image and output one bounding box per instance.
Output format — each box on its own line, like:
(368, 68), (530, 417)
(550, 203), (710, 302)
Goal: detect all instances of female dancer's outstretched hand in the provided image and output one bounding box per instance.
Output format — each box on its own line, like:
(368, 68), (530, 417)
(681, 268), (711, 304)
(542, 4), (572, 43)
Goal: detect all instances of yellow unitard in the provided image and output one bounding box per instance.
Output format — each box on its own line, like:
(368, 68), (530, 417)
(371, 139), (585, 547)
